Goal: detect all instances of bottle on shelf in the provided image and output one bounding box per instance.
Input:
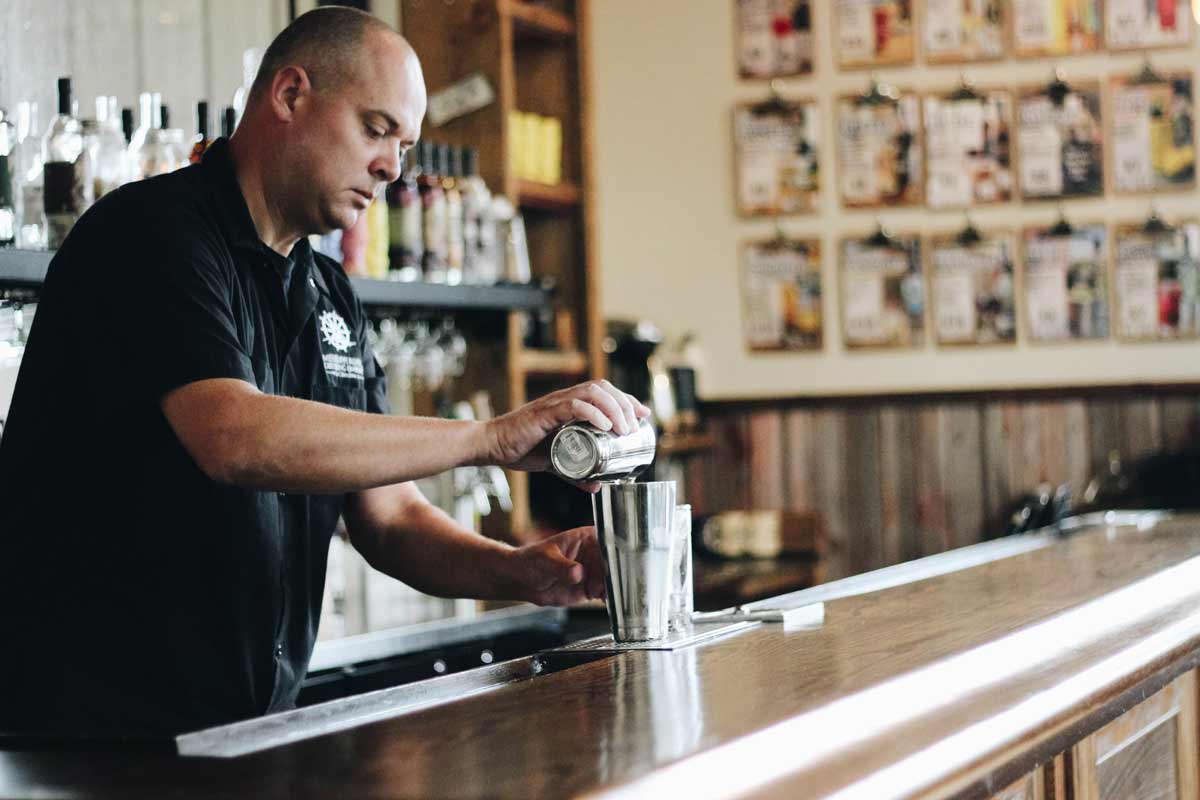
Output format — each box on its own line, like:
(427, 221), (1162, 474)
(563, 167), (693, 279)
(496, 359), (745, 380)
(190, 100), (212, 164)
(221, 106), (236, 140)
(120, 107), (134, 146)
(132, 94), (179, 180)
(340, 202), (369, 276)
(87, 95), (128, 200)
(13, 101), (45, 250)
(43, 77), (92, 249)
(0, 111), (15, 247)
(419, 141), (448, 284)
(128, 92), (154, 152)
(460, 147), (496, 285)
(365, 192), (389, 280)
(158, 105), (189, 170)
(442, 145), (464, 286)
(386, 147), (423, 282)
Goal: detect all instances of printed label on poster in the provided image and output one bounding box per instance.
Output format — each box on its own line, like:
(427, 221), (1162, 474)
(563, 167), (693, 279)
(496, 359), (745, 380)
(741, 240), (823, 351)
(1116, 258), (1160, 337)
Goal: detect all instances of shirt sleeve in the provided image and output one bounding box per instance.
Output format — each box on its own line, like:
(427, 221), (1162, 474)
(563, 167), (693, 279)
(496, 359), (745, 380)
(86, 225), (256, 409)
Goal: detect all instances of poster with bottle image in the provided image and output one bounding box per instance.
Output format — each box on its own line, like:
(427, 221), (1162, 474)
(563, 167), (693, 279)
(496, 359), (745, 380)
(740, 238), (823, 351)
(1012, 0), (1101, 56)
(1105, 0), (1191, 49)
(1110, 74), (1195, 194)
(1021, 224), (1110, 342)
(737, 0), (815, 78)
(840, 235), (924, 348)
(834, 0), (915, 68)
(1113, 222), (1200, 339)
(928, 232), (1016, 345)
(836, 93), (922, 207)
(922, 0), (1005, 62)
(1017, 84), (1104, 200)
(923, 90), (1013, 209)
(734, 99), (819, 215)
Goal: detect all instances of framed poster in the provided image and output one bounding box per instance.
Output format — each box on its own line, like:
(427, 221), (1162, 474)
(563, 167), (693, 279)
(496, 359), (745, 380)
(1021, 223), (1110, 342)
(833, 0), (915, 69)
(737, 0), (815, 78)
(1017, 82), (1104, 200)
(836, 90), (923, 208)
(928, 230), (1017, 345)
(840, 232), (924, 348)
(1110, 72), (1195, 194)
(923, 88), (1014, 209)
(1113, 220), (1200, 339)
(1105, 0), (1191, 49)
(1012, 0), (1101, 56)
(740, 237), (823, 350)
(922, 0), (1005, 62)
(734, 98), (819, 215)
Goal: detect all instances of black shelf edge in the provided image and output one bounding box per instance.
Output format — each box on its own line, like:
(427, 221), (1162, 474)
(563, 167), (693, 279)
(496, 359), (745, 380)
(0, 249), (52, 287)
(0, 249), (547, 312)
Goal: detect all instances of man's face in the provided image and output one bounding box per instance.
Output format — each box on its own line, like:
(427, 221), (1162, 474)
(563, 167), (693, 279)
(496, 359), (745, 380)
(288, 34), (426, 234)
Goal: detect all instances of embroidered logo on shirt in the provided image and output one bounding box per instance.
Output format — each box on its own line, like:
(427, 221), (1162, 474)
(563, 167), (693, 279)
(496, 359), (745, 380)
(318, 309), (364, 382)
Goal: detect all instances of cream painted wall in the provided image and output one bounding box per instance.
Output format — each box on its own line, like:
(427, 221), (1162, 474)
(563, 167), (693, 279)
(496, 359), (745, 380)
(589, 0), (1200, 399)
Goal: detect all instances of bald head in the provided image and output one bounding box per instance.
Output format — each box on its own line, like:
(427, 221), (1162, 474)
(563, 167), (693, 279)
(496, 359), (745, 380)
(248, 6), (405, 104)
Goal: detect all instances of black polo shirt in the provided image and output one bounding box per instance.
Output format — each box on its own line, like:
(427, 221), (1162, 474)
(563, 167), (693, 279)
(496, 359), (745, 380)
(0, 138), (388, 737)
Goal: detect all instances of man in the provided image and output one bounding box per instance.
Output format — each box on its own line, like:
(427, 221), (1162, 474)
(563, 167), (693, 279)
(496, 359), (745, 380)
(0, 7), (646, 737)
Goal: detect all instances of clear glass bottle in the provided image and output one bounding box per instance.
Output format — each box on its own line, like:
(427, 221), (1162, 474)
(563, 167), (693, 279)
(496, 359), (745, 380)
(442, 145), (464, 286)
(386, 148), (423, 282)
(158, 105), (189, 170)
(419, 141), (448, 283)
(134, 94), (176, 179)
(13, 101), (45, 250)
(0, 111), (15, 247)
(43, 77), (92, 249)
(88, 96), (128, 199)
(460, 148), (495, 285)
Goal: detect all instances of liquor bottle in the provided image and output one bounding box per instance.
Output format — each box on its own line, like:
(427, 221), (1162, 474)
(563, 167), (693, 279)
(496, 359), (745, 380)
(190, 101), (212, 163)
(129, 92), (154, 153)
(221, 106), (236, 139)
(43, 77), (92, 249)
(442, 145), (464, 286)
(364, 194), (389, 280)
(120, 107), (134, 145)
(13, 101), (45, 250)
(385, 147), (423, 282)
(134, 94), (175, 179)
(88, 96), (128, 199)
(0, 111), (15, 247)
(158, 105), (188, 170)
(419, 141), (448, 284)
(459, 148), (496, 285)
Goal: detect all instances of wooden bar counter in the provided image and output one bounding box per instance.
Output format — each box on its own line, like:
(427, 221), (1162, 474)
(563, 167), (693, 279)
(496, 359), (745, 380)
(7, 512), (1200, 798)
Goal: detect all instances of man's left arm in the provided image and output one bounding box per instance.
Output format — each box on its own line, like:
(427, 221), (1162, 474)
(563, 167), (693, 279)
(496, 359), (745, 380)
(343, 483), (607, 606)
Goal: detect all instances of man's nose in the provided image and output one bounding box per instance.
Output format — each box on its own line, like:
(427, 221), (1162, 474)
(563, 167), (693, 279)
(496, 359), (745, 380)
(373, 143), (402, 184)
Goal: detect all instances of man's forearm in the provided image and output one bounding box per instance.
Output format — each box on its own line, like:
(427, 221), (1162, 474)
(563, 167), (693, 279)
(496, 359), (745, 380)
(354, 497), (523, 601)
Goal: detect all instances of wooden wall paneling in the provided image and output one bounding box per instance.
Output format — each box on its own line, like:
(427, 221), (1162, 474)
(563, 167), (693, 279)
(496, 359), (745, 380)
(1062, 400), (1091, 501)
(843, 407), (884, 572)
(942, 402), (986, 547)
(1119, 397), (1164, 464)
(71, 0), (138, 113)
(981, 400), (1015, 535)
(1019, 402), (1047, 488)
(1086, 398), (1124, 476)
(747, 410), (785, 510)
(1159, 397), (1200, 452)
(784, 408), (815, 513)
(139, 0), (206, 131)
(914, 406), (952, 556)
(683, 449), (710, 515)
(708, 412), (752, 512)
(879, 404), (922, 565)
(811, 408), (849, 579)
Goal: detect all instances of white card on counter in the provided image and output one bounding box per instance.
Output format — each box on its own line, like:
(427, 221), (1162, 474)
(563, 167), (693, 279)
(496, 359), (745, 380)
(1117, 259), (1160, 337)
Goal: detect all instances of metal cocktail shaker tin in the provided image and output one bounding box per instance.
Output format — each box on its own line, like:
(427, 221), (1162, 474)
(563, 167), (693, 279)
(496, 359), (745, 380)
(549, 419), (657, 482)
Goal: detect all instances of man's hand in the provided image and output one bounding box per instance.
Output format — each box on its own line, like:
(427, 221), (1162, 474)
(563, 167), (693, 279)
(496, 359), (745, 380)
(482, 380), (651, 477)
(509, 526), (607, 606)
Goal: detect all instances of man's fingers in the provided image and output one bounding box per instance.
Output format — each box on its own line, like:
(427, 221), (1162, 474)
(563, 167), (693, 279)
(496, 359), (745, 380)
(599, 379), (638, 433)
(583, 383), (631, 435)
(568, 398), (612, 432)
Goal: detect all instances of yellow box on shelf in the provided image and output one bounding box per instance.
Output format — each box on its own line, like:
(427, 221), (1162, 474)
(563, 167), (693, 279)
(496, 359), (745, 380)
(507, 109), (563, 185)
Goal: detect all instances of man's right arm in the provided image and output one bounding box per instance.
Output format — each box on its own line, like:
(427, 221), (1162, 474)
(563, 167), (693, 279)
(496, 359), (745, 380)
(161, 377), (649, 495)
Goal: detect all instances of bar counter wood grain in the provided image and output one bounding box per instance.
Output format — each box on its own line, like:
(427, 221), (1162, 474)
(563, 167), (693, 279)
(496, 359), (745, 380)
(7, 514), (1200, 799)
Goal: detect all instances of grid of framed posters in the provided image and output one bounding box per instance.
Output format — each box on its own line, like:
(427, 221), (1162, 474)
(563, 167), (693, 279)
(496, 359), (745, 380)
(1110, 72), (1195, 193)
(833, 0), (915, 68)
(840, 233), (924, 347)
(1021, 223), (1110, 342)
(1105, 0), (1191, 49)
(1113, 221), (1200, 339)
(736, 0), (814, 78)
(740, 237), (823, 350)
(1017, 82), (1104, 200)
(923, 88), (1013, 209)
(928, 230), (1017, 344)
(837, 91), (922, 207)
(734, 99), (819, 215)
(923, 0), (1005, 62)
(1012, 0), (1101, 56)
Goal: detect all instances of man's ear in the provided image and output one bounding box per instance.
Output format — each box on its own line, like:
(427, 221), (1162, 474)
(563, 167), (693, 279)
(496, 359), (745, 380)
(270, 65), (311, 120)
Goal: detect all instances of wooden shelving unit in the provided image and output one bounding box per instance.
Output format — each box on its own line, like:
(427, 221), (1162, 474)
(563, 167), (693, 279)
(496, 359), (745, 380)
(402, 0), (601, 540)
(658, 431), (715, 457)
